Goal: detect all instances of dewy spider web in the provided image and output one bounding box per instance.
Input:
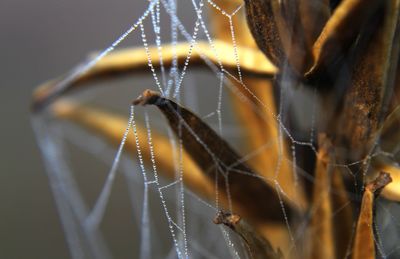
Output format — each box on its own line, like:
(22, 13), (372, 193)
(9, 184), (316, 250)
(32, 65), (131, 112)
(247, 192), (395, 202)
(32, 0), (400, 258)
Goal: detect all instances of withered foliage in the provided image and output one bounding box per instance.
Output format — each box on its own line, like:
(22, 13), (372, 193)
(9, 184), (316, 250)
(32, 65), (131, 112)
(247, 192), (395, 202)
(32, 0), (400, 258)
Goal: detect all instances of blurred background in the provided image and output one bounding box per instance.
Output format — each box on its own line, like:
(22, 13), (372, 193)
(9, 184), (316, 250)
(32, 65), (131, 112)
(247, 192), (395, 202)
(1, 1), (229, 258)
(0, 1), (162, 258)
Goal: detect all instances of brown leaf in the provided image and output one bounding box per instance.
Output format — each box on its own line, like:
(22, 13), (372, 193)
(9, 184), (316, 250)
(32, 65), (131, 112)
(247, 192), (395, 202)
(244, 0), (285, 68)
(32, 40), (276, 111)
(214, 211), (283, 259)
(307, 0), (383, 78)
(50, 100), (235, 208)
(335, 0), (400, 160)
(298, 0), (330, 50)
(244, 0), (313, 74)
(352, 172), (392, 259)
(133, 89), (298, 223)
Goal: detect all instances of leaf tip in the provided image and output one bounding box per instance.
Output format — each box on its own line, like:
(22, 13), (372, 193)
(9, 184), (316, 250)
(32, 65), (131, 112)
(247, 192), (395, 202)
(366, 171), (392, 194)
(213, 211), (241, 229)
(133, 89), (161, 106)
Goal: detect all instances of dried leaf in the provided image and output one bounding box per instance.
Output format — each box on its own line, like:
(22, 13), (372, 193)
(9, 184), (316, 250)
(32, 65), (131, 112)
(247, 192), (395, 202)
(335, 0), (400, 160)
(307, 0), (383, 77)
(244, 0), (313, 74)
(269, 0), (313, 74)
(50, 100), (232, 208)
(244, 0), (285, 68)
(309, 134), (335, 259)
(214, 211), (283, 259)
(352, 172), (392, 259)
(133, 89), (298, 223)
(32, 40), (276, 111)
(298, 0), (330, 49)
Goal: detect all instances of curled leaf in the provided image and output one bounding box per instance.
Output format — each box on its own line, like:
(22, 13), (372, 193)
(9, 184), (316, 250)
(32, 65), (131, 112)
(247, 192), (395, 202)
(32, 40), (276, 111)
(214, 211), (283, 259)
(307, 0), (383, 77)
(352, 172), (392, 259)
(133, 90), (298, 223)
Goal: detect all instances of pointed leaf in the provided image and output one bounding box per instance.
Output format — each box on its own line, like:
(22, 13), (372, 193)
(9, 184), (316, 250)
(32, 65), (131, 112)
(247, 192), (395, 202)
(50, 100), (232, 207)
(352, 172), (392, 259)
(244, 0), (285, 68)
(335, 0), (400, 159)
(133, 90), (298, 223)
(32, 40), (276, 111)
(298, 0), (330, 49)
(307, 0), (383, 78)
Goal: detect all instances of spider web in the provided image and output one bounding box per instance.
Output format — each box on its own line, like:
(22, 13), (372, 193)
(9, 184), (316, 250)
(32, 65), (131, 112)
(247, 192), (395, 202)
(32, 0), (400, 258)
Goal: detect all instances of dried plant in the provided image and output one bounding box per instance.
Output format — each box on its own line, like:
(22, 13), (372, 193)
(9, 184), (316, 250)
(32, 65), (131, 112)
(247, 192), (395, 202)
(32, 0), (400, 258)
